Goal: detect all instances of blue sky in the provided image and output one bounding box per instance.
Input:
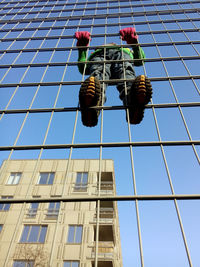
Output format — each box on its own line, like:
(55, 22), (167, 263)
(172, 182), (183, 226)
(0, 1), (200, 266)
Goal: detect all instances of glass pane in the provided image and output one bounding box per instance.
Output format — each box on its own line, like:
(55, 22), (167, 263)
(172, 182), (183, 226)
(48, 173), (55, 184)
(76, 173), (82, 183)
(48, 202), (54, 209)
(75, 226), (82, 243)
(55, 202), (60, 210)
(30, 203), (39, 210)
(13, 262), (26, 267)
(4, 203), (10, 211)
(20, 225), (29, 242)
(28, 225), (39, 242)
(38, 226), (47, 243)
(82, 173), (88, 184)
(39, 173), (48, 184)
(7, 174), (14, 184)
(14, 173), (21, 184)
(67, 226), (75, 243)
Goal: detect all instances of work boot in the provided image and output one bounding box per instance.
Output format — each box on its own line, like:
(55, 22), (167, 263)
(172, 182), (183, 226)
(126, 75), (152, 124)
(79, 76), (102, 127)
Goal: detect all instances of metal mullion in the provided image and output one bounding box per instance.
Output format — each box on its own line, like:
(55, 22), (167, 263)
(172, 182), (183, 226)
(2, 27), (200, 43)
(119, 20), (145, 267)
(70, 0), (79, 18)
(4, 27), (200, 44)
(0, 19), (45, 124)
(3, 21), (33, 65)
(182, 15), (200, 57)
(0, 19), (53, 164)
(21, 0), (39, 20)
(2, 40), (200, 53)
(3, 1), (197, 14)
(0, 23), (21, 62)
(1, 54), (200, 69)
(2, 16), (63, 265)
(1, 7), (200, 25)
(2, 194), (200, 204)
(48, 17), (82, 266)
(158, 18), (200, 164)
(152, 101), (193, 266)
(169, 14), (200, 94)
(0, 20), (46, 125)
(46, 2), (56, 19)
(94, 10), (105, 267)
(0, 0), (15, 21)
(1, 140), (200, 151)
(1, 101), (200, 115)
(0, 8), (40, 177)
(1, 74), (200, 88)
(9, 1), (30, 21)
(2, 16), (200, 33)
(144, 17), (194, 266)
(37, 224), (42, 243)
(144, 76), (194, 267)
(0, 18), (45, 85)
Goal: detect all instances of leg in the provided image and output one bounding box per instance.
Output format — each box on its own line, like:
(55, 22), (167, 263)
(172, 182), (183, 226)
(111, 50), (136, 100)
(79, 53), (111, 127)
(111, 50), (152, 124)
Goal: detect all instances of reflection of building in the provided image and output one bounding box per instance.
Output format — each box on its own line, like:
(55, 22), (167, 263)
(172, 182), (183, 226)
(0, 159), (122, 267)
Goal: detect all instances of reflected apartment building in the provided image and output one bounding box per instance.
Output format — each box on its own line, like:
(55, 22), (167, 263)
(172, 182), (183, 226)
(0, 159), (122, 267)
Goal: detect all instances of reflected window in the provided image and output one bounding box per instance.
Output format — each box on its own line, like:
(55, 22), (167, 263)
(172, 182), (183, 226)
(38, 172), (55, 185)
(13, 261), (34, 267)
(0, 196), (12, 211)
(67, 225), (83, 243)
(47, 202), (60, 218)
(63, 261), (79, 267)
(20, 225), (47, 243)
(7, 172), (22, 185)
(74, 172), (88, 192)
(28, 203), (39, 218)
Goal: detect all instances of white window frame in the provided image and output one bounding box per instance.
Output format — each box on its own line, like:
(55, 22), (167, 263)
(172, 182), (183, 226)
(20, 225), (47, 243)
(74, 172), (88, 192)
(7, 172), (22, 185)
(67, 225), (83, 244)
(37, 172), (55, 185)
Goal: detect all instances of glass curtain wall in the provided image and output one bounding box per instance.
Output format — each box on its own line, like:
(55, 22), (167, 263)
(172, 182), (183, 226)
(0, 0), (199, 266)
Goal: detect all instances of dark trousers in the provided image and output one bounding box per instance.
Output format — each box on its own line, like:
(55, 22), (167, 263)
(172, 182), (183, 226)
(88, 48), (136, 102)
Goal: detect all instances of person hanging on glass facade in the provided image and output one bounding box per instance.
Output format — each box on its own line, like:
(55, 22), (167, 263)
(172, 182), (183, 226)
(75, 27), (152, 127)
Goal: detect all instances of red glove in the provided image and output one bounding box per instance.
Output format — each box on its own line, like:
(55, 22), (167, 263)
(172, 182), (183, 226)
(119, 27), (138, 44)
(75, 31), (91, 47)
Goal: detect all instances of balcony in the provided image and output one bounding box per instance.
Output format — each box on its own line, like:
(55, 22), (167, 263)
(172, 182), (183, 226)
(98, 207), (114, 221)
(91, 242), (114, 259)
(45, 208), (59, 219)
(26, 208), (37, 218)
(91, 262), (113, 267)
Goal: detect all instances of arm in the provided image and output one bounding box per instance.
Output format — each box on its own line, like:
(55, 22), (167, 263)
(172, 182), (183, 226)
(119, 27), (145, 66)
(132, 46), (145, 66)
(75, 31), (91, 75)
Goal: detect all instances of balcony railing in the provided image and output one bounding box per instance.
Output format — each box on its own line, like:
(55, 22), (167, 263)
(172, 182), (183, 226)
(46, 209), (59, 218)
(90, 242), (115, 259)
(96, 182), (114, 194)
(93, 208), (114, 223)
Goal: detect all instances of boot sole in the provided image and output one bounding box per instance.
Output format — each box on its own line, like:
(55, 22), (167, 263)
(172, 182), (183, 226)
(79, 76), (101, 127)
(128, 75), (152, 124)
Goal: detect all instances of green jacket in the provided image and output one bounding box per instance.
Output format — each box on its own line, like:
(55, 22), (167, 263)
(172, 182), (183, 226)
(77, 45), (146, 75)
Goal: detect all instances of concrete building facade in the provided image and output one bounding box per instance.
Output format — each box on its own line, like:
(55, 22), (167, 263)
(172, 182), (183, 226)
(0, 159), (122, 267)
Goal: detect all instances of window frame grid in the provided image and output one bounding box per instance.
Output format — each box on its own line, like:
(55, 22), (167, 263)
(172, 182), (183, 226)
(0, 1), (199, 267)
